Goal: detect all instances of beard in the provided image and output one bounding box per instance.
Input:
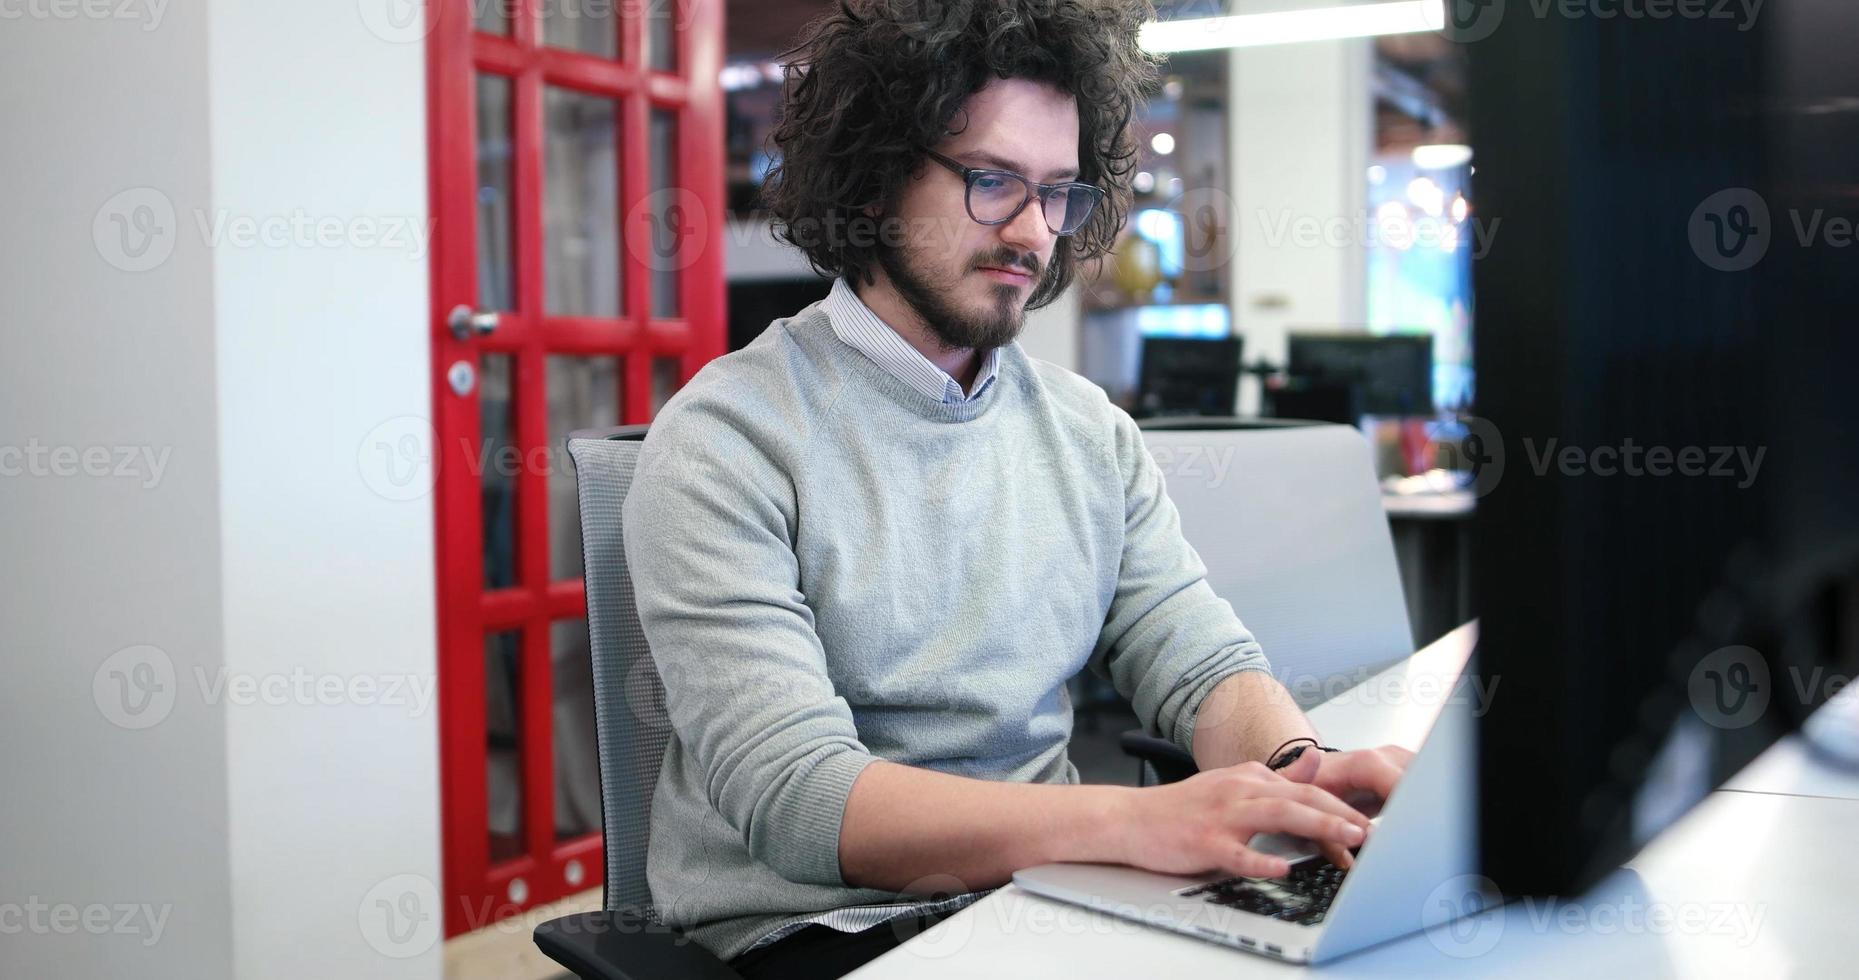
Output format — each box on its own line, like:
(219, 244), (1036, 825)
(874, 237), (1041, 353)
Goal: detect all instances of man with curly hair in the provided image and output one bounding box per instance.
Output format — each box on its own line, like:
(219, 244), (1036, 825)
(622, 2), (1412, 975)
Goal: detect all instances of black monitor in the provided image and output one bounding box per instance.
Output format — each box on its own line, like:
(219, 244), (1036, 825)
(728, 278), (833, 352)
(1469, 4), (1859, 898)
(1286, 333), (1433, 417)
(1134, 337), (1242, 419)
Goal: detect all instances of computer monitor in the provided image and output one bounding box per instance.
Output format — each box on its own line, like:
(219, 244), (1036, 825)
(1469, 5), (1859, 897)
(1285, 333), (1434, 417)
(1134, 336), (1242, 419)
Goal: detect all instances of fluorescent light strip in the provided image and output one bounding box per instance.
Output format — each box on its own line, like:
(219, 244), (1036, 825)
(1139, 0), (1445, 53)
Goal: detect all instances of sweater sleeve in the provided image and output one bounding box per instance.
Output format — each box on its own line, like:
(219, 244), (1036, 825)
(1087, 408), (1274, 758)
(621, 396), (876, 887)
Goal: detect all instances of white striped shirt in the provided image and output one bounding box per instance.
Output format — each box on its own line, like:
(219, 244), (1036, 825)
(822, 276), (1002, 404)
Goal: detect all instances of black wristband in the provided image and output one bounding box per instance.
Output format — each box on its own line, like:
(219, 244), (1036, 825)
(1266, 738), (1338, 770)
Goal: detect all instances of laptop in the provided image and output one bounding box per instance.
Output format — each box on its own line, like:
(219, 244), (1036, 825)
(1013, 649), (1492, 964)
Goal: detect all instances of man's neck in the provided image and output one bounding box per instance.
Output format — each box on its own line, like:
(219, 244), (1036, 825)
(852, 273), (982, 394)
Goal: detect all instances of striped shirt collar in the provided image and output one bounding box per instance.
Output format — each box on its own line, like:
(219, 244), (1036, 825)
(823, 276), (1001, 405)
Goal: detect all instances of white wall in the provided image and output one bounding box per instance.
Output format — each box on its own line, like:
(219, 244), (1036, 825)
(1019, 286), (1083, 373)
(1228, 38), (1373, 413)
(206, 3), (441, 979)
(1, 3), (440, 978)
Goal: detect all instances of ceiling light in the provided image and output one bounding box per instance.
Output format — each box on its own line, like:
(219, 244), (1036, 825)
(1412, 143), (1474, 170)
(1138, 1), (1445, 54)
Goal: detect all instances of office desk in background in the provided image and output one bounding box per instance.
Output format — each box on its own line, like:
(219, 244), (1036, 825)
(850, 624), (1859, 979)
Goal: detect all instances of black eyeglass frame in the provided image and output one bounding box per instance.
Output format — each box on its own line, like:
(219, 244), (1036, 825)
(922, 148), (1105, 237)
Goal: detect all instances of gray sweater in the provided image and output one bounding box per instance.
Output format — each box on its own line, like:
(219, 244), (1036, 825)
(621, 300), (1271, 961)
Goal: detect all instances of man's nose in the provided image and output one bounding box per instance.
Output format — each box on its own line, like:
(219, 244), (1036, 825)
(999, 194), (1055, 256)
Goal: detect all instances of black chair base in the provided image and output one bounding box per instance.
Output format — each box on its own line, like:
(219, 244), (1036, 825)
(534, 910), (744, 980)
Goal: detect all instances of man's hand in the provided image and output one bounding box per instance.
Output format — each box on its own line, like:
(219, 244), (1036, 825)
(1275, 744), (1415, 816)
(1115, 762), (1371, 880)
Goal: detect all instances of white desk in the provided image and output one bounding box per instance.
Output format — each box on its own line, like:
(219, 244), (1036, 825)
(850, 625), (1859, 979)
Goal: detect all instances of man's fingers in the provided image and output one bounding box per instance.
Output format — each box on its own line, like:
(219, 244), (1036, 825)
(1320, 841), (1356, 871)
(1247, 779), (1372, 830)
(1273, 746), (1322, 784)
(1224, 847), (1292, 880)
(1331, 754), (1397, 803)
(1241, 797), (1368, 849)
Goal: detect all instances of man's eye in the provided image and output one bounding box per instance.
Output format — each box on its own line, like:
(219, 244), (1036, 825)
(974, 176), (1007, 192)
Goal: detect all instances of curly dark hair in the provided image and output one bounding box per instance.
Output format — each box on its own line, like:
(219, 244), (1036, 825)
(760, 0), (1162, 311)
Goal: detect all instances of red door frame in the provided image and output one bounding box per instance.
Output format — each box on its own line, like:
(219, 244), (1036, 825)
(426, 0), (726, 936)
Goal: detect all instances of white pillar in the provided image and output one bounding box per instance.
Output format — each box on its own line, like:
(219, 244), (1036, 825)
(1, 3), (440, 978)
(1227, 38), (1373, 414)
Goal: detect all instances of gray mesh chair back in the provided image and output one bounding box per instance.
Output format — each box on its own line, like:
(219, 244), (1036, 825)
(565, 425), (664, 917)
(1138, 420), (1413, 706)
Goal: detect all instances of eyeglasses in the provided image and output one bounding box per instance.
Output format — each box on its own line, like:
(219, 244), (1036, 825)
(923, 149), (1105, 237)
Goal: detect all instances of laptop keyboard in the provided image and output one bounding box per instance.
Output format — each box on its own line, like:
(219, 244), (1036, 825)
(1176, 858), (1347, 926)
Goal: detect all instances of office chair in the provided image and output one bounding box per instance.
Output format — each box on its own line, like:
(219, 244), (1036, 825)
(533, 425), (745, 980)
(1119, 418), (1414, 786)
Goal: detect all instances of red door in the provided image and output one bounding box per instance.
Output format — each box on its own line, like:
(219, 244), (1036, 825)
(426, 0), (725, 935)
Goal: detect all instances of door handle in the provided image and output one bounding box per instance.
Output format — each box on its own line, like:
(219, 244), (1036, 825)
(447, 304), (499, 341)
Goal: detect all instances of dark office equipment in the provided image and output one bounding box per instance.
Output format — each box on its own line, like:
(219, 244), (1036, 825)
(1285, 333), (1433, 418)
(727, 278), (832, 352)
(1470, 5), (1859, 898)
(1265, 380), (1360, 426)
(1134, 336), (1242, 418)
